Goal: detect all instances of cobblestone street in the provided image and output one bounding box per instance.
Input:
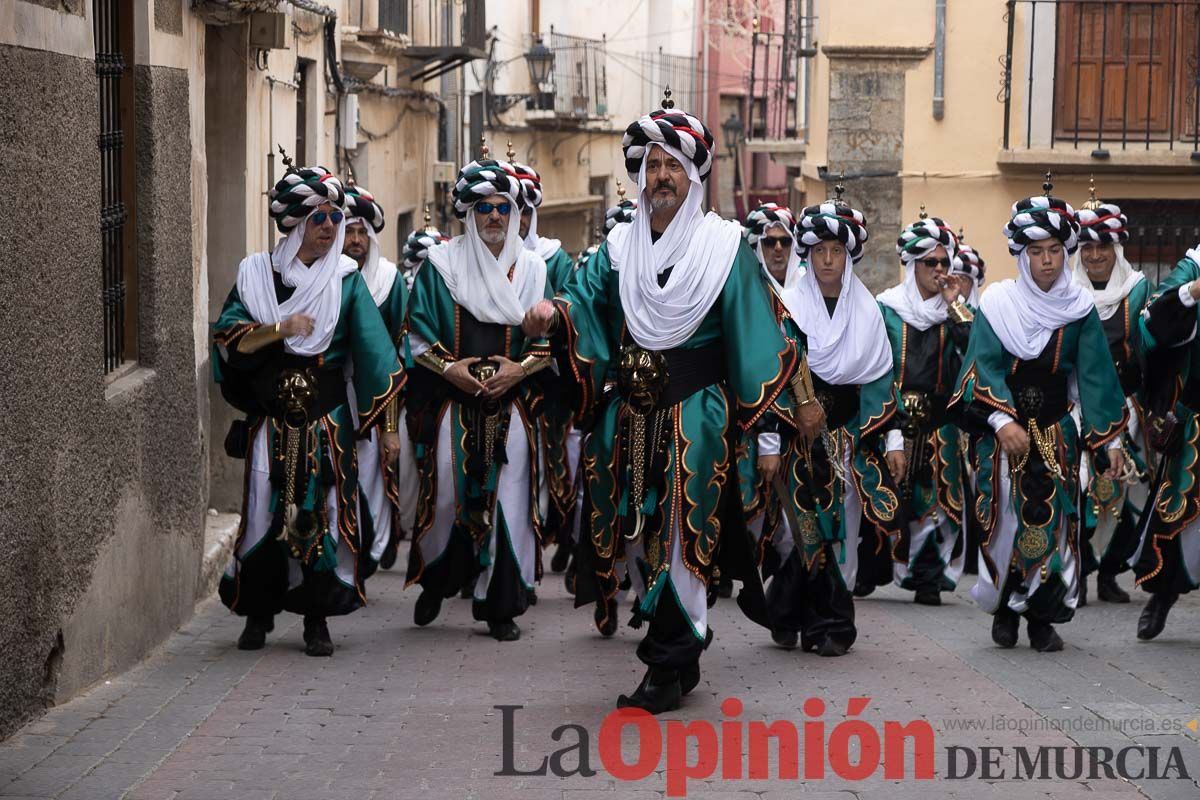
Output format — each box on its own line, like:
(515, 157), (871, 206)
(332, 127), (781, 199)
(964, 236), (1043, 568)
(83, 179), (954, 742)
(2, 552), (1198, 800)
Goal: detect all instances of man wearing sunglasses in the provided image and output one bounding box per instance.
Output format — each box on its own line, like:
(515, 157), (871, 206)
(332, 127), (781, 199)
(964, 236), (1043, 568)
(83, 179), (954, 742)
(522, 97), (799, 713)
(404, 157), (553, 642)
(873, 215), (974, 608)
(211, 163), (404, 657)
(341, 183), (413, 578)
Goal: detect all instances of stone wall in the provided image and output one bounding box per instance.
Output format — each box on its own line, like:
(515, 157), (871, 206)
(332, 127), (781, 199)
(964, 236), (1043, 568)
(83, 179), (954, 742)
(0, 47), (205, 738)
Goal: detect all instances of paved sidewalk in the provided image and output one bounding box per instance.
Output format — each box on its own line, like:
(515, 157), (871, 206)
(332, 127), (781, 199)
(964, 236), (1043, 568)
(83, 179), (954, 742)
(1, 551), (1197, 800)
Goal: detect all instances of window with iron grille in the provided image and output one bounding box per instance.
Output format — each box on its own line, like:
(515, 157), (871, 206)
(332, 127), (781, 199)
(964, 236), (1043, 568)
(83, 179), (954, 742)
(379, 0), (408, 35)
(1113, 198), (1200, 284)
(94, 0), (138, 375)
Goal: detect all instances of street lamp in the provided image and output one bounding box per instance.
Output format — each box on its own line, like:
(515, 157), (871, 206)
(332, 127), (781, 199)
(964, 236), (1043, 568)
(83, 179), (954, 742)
(525, 36), (554, 87)
(721, 113), (744, 157)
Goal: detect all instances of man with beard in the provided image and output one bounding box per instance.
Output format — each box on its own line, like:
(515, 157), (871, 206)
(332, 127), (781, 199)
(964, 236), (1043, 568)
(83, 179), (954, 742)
(523, 93), (798, 711)
(212, 160), (404, 656)
(342, 181), (409, 575)
(404, 155), (553, 641)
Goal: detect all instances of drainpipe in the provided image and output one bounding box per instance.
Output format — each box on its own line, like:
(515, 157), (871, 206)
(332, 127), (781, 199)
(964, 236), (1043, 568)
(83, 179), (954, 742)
(933, 0), (946, 120)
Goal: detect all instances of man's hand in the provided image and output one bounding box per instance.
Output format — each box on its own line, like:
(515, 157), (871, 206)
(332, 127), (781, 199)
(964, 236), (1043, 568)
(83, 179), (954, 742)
(444, 357), (484, 395)
(522, 299), (557, 339)
(795, 400), (826, 445)
(483, 356), (526, 398)
(279, 313), (316, 338)
(997, 422), (1030, 460)
(1103, 447), (1125, 480)
(1188, 280), (1200, 302)
(758, 454), (782, 484)
(885, 450), (906, 484)
(380, 431), (402, 462)
(938, 275), (960, 306)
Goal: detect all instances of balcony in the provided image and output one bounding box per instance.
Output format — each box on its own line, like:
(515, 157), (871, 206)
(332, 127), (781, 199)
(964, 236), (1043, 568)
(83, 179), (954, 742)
(524, 31), (608, 126)
(397, 0), (488, 83)
(741, 6), (815, 167)
(1000, 0), (1200, 173)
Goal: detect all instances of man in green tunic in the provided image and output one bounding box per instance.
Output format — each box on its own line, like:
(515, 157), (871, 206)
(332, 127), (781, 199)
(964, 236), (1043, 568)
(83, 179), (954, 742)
(949, 183), (1126, 652)
(522, 97), (799, 712)
(404, 157), (554, 642)
(212, 163), (404, 656)
(1069, 191), (1151, 606)
(342, 182), (410, 575)
(874, 215), (973, 605)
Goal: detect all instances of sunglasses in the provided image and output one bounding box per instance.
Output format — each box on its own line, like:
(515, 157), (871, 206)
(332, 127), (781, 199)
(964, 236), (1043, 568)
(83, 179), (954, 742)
(308, 210), (345, 226)
(764, 237), (793, 250)
(917, 257), (951, 268)
(475, 202), (512, 215)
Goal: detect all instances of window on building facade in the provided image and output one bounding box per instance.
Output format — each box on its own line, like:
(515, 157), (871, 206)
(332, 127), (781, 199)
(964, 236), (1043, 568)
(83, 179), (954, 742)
(1054, 0), (1200, 142)
(1114, 198), (1200, 284)
(296, 58), (312, 164)
(94, 0), (138, 375)
(379, 0), (409, 35)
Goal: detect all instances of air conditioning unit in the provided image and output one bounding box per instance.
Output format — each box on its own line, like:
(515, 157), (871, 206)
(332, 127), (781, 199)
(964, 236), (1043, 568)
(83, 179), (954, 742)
(340, 94), (360, 150)
(248, 12), (288, 50)
(432, 161), (457, 183)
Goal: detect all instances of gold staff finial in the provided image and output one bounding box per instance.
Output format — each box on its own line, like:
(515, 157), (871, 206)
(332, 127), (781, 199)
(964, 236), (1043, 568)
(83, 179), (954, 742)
(1082, 175), (1102, 210)
(506, 138), (517, 162)
(661, 85), (674, 110)
(958, 226), (966, 243)
(833, 173), (846, 203)
(278, 144), (297, 175)
(753, 16), (760, 34)
(1043, 171), (1054, 196)
(919, 203), (928, 220)
(345, 163), (356, 188)
(423, 204), (434, 232)
(480, 134), (490, 159)
(616, 179), (626, 201)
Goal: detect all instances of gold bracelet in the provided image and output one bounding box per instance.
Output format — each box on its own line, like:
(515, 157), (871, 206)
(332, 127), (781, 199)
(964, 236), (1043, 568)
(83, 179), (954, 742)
(382, 398), (400, 433)
(236, 321), (283, 354)
(788, 353), (817, 406)
(546, 308), (561, 337)
(948, 300), (975, 325)
(415, 350), (451, 376)
(519, 354), (553, 377)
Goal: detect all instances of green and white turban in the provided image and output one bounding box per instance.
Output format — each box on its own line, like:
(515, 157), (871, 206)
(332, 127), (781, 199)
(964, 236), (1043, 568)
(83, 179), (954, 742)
(1077, 202), (1129, 245)
(268, 166), (346, 233)
(403, 226), (446, 271)
(743, 203), (797, 247)
(1003, 194), (1080, 255)
(896, 216), (957, 264)
(794, 200), (869, 263)
(604, 199), (637, 232)
(452, 159), (521, 219)
(344, 185), (385, 233)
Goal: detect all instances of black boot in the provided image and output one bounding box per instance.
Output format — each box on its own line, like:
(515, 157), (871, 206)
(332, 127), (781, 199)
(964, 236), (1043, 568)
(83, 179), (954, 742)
(594, 599), (618, 637)
(771, 628), (799, 649)
(528, 589), (538, 606)
(991, 605), (1019, 648)
(459, 584), (473, 599)
(1137, 592), (1179, 641)
(236, 614), (274, 650)
(716, 575), (734, 599)
(414, 589), (443, 626)
(379, 534), (400, 570)
(550, 539), (572, 573)
(1097, 573), (1131, 603)
(816, 636), (849, 657)
(488, 619), (521, 641)
(616, 667), (682, 714)
(1078, 574), (1088, 607)
(564, 556), (578, 595)
(914, 588), (942, 606)
(679, 662), (701, 696)
(303, 615), (334, 657)
(1027, 619), (1063, 652)
(852, 579), (875, 598)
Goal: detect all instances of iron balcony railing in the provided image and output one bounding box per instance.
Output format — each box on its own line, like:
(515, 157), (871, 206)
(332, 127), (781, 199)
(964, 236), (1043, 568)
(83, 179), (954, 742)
(1001, 0), (1200, 158)
(526, 31), (608, 119)
(637, 49), (699, 115)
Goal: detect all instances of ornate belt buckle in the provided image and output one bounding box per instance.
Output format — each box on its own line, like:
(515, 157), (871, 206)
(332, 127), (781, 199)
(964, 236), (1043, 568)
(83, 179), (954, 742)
(1016, 385), (1044, 420)
(901, 390), (931, 436)
(618, 344), (668, 415)
(277, 368), (317, 428)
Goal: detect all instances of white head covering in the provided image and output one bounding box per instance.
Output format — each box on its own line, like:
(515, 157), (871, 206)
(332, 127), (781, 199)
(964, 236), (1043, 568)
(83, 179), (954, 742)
(980, 250), (1096, 360)
(755, 221), (806, 324)
(347, 220), (399, 306)
(235, 206), (358, 356)
(877, 216), (959, 331)
(792, 253), (893, 385)
(425, 204), (546, 325)
(521, 206), (564, 262)
(607, 142), (742, 350)
(1070, 243), (1145, 321)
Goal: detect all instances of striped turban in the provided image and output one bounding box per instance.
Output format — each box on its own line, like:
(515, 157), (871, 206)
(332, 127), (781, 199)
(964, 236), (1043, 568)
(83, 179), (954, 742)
(1003, 195), (1080, 255)
(793, 200), (869, 263)
(951, 243), (986, 285)
(510, 162), (543, 210)
(402, 227), (446, 271)
(1077, 202), (1129, 245)
(268, 166), (346, 233)
(743, 203), (797, 247)
(576, 243), (599, 271)
(896, 216), (957, 264)
(452, 159), (521, 219)
(621, 109), (715, 182)
(604, 199), (637, 232)
(343, 185), (385, 233)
